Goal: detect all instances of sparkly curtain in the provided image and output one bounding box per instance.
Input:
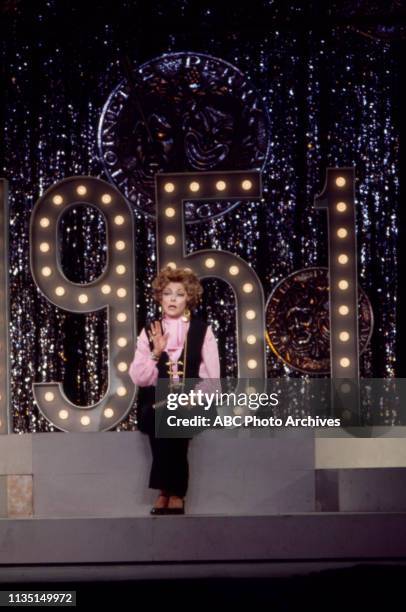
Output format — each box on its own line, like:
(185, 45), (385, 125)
(0, 1), (401, 432)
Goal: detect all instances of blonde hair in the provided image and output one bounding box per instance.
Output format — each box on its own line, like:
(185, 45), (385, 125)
(152, 266), (203, 309)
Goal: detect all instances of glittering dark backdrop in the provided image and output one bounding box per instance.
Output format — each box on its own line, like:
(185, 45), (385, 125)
(1, 0), (404, 432)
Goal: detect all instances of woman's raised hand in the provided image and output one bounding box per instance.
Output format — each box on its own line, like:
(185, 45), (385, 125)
(148, 321), (169, 357)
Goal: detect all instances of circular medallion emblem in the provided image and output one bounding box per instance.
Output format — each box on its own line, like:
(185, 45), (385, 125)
(265, 267), (373, 374)
(98, 52), (270, 222)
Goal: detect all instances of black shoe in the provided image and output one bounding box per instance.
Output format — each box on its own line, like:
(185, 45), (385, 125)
(165, 499), (185, 515)
(150, 493), (170, 515)
(150, 506), (168, 515)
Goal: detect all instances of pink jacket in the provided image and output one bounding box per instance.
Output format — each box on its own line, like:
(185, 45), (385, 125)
(129, 315), (220, 387)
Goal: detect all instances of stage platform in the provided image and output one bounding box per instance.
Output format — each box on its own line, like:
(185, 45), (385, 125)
(2, 430), (406, 582)
(1, 512), (406, 582)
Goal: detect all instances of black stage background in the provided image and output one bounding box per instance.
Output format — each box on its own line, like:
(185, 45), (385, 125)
(1, 0), (405, 432)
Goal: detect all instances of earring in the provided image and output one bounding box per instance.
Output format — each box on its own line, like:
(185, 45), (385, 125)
(181, 307), (191, 322)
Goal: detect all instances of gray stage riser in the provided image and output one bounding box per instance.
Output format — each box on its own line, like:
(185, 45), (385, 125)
(2, 432), (406, 517)
(0, 431), (315, 517)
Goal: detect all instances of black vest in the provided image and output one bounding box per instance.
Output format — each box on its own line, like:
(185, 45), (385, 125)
(136, 316), (208, 434)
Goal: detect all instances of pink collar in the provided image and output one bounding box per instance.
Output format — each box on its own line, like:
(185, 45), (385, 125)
(162, 315), (188, 350)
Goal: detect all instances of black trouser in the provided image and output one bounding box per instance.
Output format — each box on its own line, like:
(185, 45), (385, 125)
(148, 435), (191, 497)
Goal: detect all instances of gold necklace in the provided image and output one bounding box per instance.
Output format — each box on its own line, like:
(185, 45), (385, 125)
(152, 321), (188, 410)
(165, 319), (188, 392)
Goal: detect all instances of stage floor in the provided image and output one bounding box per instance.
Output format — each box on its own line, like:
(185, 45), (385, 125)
(1, 512), (405, 582)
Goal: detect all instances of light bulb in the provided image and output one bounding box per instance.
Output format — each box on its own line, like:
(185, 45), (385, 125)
(205, 258), (215, 268)
(52, 195), (63, 205)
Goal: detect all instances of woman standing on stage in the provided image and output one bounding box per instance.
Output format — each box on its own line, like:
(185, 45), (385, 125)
(129, 266), (220, 515)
